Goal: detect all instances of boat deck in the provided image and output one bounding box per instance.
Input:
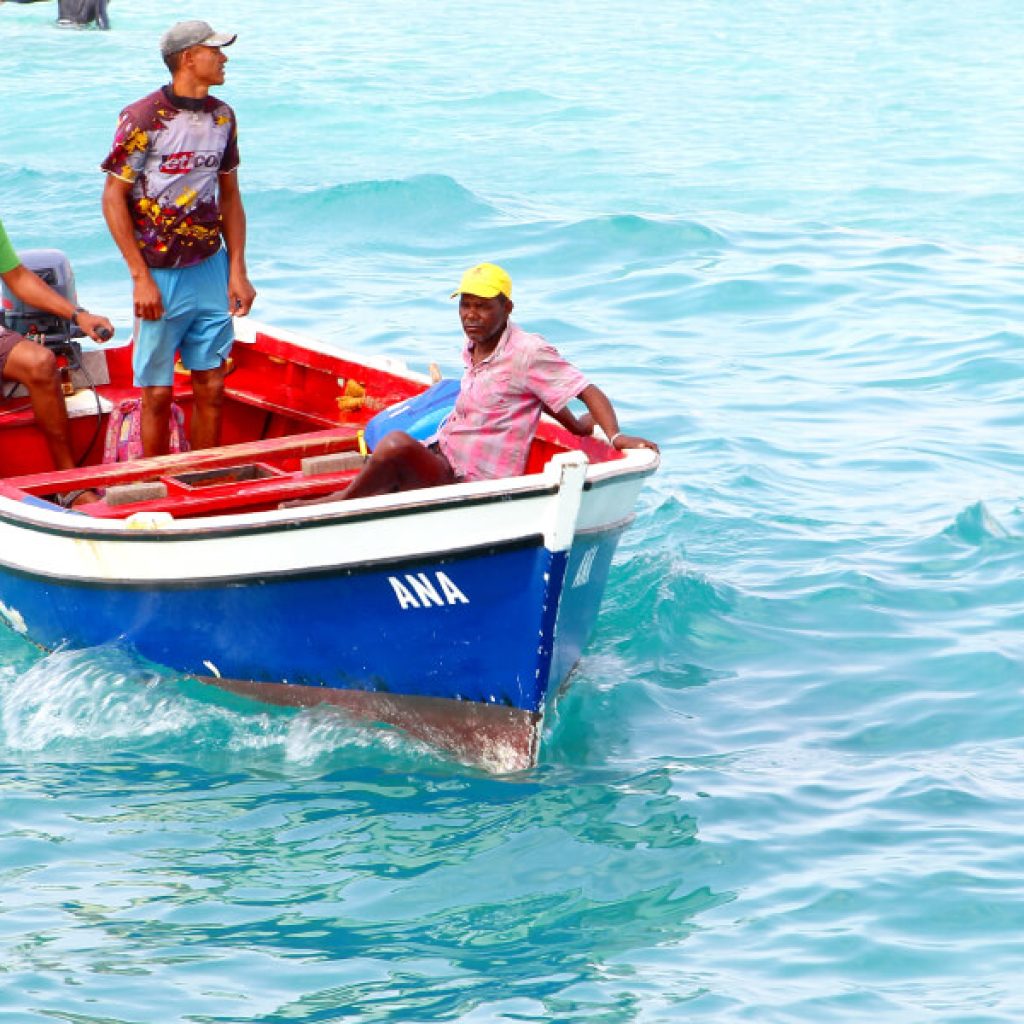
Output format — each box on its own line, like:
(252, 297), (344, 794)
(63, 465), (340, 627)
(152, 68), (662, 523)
(0, 331), (621, 520)
(1, 420), (613, 519)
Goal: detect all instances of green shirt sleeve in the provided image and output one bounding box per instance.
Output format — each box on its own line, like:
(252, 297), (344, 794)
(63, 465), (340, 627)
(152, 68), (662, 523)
(0, 218), (20, 275)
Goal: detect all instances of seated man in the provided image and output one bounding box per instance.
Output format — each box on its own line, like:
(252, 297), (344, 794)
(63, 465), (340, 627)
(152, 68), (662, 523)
(1, 216), (115, 505)
(290, 262), (658, 505)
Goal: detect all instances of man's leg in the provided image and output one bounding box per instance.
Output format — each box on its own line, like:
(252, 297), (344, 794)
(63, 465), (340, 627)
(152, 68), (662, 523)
(133, 264), (185, 458)
(2, 337), (76, 471)
(341, 431), (457, 499)
(178, 251), (233, 451)
(140, 385), (174, 457)
(280, 432), (456, 509)
(189, 364), (227, 450)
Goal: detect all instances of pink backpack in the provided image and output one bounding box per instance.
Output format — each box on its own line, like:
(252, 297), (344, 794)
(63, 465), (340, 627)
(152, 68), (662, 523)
(102, 398), (189, 463)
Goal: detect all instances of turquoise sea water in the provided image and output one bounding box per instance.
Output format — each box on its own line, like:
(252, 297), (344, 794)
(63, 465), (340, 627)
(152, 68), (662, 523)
(4, 1), (1024, 1020)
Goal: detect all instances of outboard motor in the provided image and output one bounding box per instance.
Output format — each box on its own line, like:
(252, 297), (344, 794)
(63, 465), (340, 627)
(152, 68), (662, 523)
(0, 248), (81, 355)
(1, 250), (112, 409)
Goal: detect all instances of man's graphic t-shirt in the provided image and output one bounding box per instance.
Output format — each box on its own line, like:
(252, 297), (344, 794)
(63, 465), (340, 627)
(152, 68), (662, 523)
(101, 87), (240, 270)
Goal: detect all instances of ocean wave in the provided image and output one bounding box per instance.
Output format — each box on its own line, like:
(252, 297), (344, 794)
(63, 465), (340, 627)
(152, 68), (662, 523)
(435, 87), (608, 124)
(0, 646), (186, 753)
(0, 164), (49, 187)
(527, 212), (729, 265)
(942, 501), (1012, 546)
(249, 174), (497, 243)
(0, 646), (449, 771)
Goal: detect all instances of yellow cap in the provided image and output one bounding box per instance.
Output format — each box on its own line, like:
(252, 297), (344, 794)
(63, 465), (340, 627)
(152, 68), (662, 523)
(450, 263), (513, 300)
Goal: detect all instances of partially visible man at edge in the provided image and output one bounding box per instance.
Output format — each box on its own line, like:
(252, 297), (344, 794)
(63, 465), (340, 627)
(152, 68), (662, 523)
(100, 19), (256, 457)
(0, 216), (114, 506)
(288, 262), (659, 506)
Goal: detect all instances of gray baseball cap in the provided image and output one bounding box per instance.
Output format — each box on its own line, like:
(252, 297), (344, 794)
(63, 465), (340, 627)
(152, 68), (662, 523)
(160, 20), (237, 57)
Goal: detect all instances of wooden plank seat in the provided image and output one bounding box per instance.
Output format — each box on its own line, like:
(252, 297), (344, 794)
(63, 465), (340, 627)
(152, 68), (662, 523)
(80, 465), (364, 519)
(3, 427), (364, 519)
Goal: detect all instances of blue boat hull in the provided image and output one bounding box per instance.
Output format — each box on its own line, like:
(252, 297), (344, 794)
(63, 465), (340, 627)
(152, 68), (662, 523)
(0, 522), (626, 768)
(1, 542), (564, 709)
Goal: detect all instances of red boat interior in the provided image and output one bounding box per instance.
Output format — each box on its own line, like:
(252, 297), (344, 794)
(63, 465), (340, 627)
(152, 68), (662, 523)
(0, 332), (617, 520)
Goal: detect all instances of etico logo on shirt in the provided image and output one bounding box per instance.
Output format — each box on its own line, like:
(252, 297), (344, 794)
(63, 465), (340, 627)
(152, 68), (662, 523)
(160, 151), (222, 175)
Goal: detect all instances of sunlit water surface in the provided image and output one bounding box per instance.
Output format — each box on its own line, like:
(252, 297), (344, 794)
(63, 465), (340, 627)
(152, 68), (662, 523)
(3, 2), (1024, 1021)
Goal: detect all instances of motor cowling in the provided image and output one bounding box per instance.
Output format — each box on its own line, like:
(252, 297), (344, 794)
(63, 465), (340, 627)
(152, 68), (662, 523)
(0, 248), (79, 352)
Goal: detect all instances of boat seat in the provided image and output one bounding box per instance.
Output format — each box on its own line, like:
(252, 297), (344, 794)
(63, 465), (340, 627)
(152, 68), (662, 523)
(105, 481), (171, 506)
(3, 427), (365, 518)
(5, 426), (360, 495)
(301, 452), (366, 476)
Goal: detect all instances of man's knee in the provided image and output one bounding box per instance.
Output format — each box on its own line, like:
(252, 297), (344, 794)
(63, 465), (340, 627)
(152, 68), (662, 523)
(190, 366), (226, 406)
(374, 431), (419, 460)
(142, 386), (173, 416)
(12, 340), (59, 389)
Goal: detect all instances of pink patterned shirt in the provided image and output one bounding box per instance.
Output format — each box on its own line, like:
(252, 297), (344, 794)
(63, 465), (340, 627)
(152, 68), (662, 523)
(438, 322), (588, 482)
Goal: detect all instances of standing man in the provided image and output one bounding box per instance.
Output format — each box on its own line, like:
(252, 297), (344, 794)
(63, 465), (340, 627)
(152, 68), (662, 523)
(1, 216), (115, 504)
(101, 19), (256, 456)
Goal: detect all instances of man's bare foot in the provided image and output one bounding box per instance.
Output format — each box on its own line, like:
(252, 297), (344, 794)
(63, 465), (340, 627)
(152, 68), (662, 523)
(56, 489), (101, 509)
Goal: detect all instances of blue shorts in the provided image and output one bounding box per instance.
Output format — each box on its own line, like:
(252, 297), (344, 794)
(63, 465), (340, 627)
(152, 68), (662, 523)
(134, 248), (234, 387)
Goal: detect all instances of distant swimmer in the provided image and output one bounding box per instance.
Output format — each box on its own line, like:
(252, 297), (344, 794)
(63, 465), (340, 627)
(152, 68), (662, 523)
(0, 0), (109, 30)
(57, 0), (110, 29)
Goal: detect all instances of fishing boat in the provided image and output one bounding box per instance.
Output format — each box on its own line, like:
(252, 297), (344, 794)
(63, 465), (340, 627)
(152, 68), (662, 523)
(0, 267), (659, 770)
